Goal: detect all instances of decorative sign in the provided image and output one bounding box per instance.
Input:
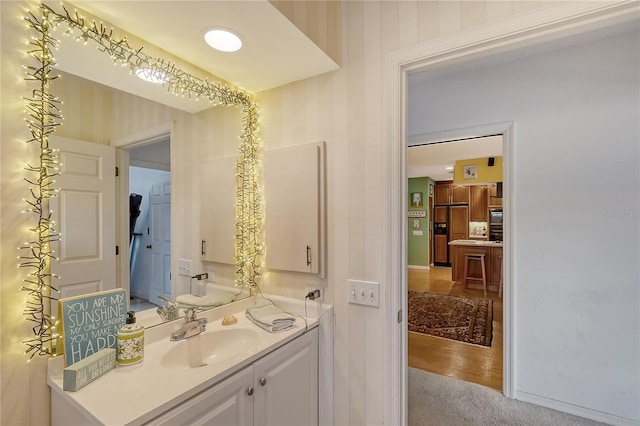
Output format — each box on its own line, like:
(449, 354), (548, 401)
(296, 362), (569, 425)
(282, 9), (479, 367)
(408, 210), (426, 218)
(59, 289), (128, 366)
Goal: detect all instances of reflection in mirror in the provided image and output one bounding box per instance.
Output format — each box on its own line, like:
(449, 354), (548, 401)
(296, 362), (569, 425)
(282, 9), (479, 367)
(21, 1), (262, 353)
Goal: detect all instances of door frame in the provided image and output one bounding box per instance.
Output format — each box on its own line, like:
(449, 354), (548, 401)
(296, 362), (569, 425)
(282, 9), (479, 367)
(384, 2), (640, 424)
(113, 122), (174, 300)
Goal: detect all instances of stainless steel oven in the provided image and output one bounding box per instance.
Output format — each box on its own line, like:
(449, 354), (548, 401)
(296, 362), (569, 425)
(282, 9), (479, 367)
(489, 209), (503, 241)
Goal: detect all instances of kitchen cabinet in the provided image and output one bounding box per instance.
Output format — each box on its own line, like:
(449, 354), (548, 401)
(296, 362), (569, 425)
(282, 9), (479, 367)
(200, 156), (237, 264)
(435, 182), (469, 205)
(449, 206), (469, 241)
(434, 183), (451, 205)
(469, 185), (488, 222)
(488, 183), (503, 208)
(150, 328), (319, 426)
(434, 234), (448, 264)
(451, 185), (469, 204)
(449, 242), (503, 291)
(489, 246), (503, 286)
(264, 142), (326, 276)
(434, 206), (447, 223)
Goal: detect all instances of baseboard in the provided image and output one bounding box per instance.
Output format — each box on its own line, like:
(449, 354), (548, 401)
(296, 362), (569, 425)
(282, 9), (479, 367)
(408, 265), (430, 270)
(514, 390), (640, 426)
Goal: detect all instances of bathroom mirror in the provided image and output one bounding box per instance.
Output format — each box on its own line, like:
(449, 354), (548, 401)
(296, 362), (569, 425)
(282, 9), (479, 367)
(31, 2), (261, 331)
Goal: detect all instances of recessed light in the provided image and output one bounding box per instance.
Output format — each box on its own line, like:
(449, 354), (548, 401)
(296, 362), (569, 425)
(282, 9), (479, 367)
(135, 68), (169, 84)
(445, 166), (454, 171)
(204, 28), (243, 53)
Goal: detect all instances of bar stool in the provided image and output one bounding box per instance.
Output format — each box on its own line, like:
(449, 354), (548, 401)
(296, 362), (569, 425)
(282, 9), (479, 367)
(498, 254), (504, 298)
(463, 252), (487, 296)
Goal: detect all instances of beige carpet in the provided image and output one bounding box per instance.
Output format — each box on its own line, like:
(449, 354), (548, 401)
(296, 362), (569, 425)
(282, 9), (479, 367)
(409, 368), (607, 426)
(408, 291), (493, 347)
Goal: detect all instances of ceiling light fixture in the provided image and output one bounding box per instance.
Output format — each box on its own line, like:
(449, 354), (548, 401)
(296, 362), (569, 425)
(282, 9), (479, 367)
(135, 68), (169, 84)
(204, 28), (243, 53)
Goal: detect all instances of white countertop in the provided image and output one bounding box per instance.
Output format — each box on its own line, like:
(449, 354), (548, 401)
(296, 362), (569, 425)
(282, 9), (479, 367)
(48, 296), (319, 425)
(448, 239), (503, 247)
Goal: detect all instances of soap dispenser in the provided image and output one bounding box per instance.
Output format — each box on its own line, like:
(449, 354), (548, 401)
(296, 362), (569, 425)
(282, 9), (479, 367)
(117, 311), (144, 366)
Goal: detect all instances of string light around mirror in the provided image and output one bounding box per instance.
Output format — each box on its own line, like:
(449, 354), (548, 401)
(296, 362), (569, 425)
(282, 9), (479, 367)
(20, 1), (264, 359)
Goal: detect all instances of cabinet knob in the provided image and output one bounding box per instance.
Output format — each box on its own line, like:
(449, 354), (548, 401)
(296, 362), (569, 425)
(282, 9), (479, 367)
(259, 377), (267, 386)
(247, 386), (254, 396)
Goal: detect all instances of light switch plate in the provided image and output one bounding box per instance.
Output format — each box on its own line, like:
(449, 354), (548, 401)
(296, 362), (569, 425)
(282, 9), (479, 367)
(348, 279), (380, 307)
(178, 259), (192, 277)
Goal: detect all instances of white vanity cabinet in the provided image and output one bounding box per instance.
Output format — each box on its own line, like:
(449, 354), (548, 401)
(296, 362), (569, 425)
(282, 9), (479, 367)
(150, 367), (254, 425)
(147, 327), (319, 426)
(253, 326), (318, 426)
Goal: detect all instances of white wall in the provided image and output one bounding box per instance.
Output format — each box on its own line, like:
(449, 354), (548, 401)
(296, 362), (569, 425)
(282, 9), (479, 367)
(255, 1), (579, 425)
(408, 27), (639, 422)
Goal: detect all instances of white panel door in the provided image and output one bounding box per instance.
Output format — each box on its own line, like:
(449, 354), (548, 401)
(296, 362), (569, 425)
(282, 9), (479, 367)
(49, 136), (116, 318)
(264, 142), (324, 274)
(148, 180), (171, 305)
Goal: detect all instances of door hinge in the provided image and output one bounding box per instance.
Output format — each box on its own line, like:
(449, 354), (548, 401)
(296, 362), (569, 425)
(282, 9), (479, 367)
(397, 309), (402, 323)
(115, 245), (120, 256)
(115, 166), (119, 177)
(201, 240), (206, 256)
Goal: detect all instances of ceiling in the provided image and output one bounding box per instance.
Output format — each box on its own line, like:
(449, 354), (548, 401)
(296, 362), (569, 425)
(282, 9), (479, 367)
(52, 1), (339, 113)
(407, 135), (503, 181)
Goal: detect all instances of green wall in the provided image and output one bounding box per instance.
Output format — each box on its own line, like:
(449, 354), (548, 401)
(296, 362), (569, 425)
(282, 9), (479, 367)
(408, 177), (434, 267)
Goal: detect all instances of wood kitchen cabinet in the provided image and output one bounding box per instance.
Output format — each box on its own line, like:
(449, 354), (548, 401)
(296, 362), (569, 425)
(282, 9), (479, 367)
(489, 246), (503, 286)
(488, 183), (503, 208)
(450, 243), (503, 292)
(469, 185), (488, 222)
(449, 205), (469, 241)
(435, 182), (469, 205)
(434, 206), (447, 223)
(434, 234), (449, 264)
(434, 182), (451, 205)
(451, 185), (469, 204)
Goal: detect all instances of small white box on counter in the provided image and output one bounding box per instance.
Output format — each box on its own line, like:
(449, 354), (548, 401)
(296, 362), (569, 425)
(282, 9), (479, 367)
(63, 348), (116, 392)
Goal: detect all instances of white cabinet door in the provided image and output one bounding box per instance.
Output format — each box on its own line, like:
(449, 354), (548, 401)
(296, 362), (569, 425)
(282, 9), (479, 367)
(200, 156), (237, 264)
(253, 328), (319, 426)
(264, 142), (325, 275)
(150, 366), (254, 426)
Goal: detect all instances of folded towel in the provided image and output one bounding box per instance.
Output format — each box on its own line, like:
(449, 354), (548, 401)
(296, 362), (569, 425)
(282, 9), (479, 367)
(246, 303), (296, 333)
(175, 293), (235, 308)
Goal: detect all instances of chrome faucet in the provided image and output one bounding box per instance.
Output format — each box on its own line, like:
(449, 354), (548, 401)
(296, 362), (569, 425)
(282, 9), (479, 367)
(170, 308), (207, 341)
(157, 296), (180, 322)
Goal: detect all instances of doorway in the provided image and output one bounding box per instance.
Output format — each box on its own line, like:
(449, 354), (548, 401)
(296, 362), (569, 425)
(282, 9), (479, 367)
(124, 136), (171, 310)
(407, 135), (504, 391)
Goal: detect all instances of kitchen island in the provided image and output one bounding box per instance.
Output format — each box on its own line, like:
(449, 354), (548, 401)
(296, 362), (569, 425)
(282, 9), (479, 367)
(448, 240), (503, 293)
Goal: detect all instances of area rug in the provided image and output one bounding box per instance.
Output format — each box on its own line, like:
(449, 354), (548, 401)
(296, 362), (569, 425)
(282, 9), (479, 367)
(408, 291), (493, 347)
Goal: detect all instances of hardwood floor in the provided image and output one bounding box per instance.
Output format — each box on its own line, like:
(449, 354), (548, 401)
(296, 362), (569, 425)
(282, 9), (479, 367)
(408, 267), (503, 391)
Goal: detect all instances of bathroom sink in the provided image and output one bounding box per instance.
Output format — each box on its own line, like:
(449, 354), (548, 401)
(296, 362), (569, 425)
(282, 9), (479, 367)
(160, 327), (261, 369)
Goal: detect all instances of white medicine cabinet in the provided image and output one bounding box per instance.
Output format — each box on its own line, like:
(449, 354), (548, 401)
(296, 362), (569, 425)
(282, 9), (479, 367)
(264, 142), (326, 276)
(200, 156), (237, 265)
